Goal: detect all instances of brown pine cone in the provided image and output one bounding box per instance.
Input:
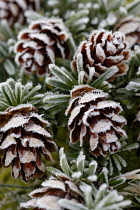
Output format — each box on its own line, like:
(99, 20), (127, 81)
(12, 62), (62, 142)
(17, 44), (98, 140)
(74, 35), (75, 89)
(66, 85), (127, 156)
(114, 16), (140, 49)
(14, 18), (70, 77)
(21, 173), (83, 210)
(71, 29), (130, 82)
(0, 104), (58, 182)
(0, 0), (40, 26)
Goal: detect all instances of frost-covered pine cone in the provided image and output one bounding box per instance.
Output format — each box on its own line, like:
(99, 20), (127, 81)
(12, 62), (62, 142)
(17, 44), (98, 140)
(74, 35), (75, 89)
(14, 18), (70, 77)
(66, 85), (127, 156)
(0, 104), (57, 182)
(114, 16), (140, 49)
(21, 173), (83, 210)
(0, 0), (40, 26)
(71, 29), (130, 82)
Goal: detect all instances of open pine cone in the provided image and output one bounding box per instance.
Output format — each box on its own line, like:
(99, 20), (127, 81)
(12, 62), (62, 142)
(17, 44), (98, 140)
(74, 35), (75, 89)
(66, 85), (127, 156)
(21, 173), (83, 210)
(71, 29), (130, 82)
(0, 104), (57, 182)
(0, 0), (40, 26)
(14, 18), (70, 77)
(114, 16), (140, 49)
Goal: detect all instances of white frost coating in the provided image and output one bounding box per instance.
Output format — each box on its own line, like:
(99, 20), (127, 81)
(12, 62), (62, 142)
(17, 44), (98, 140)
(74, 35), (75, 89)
(65, 181), (82, 196)
(65, 97), (79, 116)
(90, 120), (112, 133)
(70, 84), (93, 96)
(83, 109), (100, 126)
(29, 187), (48, 197)
(96, 44), (105, 63)
(79, 92), (107, 104)
(110, 113), (126, 124)
(25, 60), (32, 68)
(79, 125), (86, 146)
(28, 137), (45, 148)
(106, 55), (124, 63)
(9, 3), (19, 16)
(86, 42), (94, 64)
(56, 41), (65, 59)
(22, 195), (62, 209)
(72, 171), (82, 179)
(22, 53), (33, 61)
(82, 109), (94, 126)
(105, 132), (118, 143)
(106, 41), (117, 54)
(21, 199), (38, 208)
(23, 41), (38, 49)
(102, 143), (110, 151)
(100, 31), (110, 46)
(68, 105), (85, 126)
(46, 46), (55, 63)
(1, 116), (29, 132)
(87, 175), (97, 182)
(19, 151), (36, 163)
(5, 151), (16, 166)
(11, 132), (21, 138)
(30, 33), (51, 44)
(34, 50), (44, 65)
(7, 104), (34, 112)
(36, 196), (61, 210)
(97, 101), (122, 111)
(80, 182), (92, 194)
(90, 134), (98, 151)
(20, 138), (28, 147)
(17, 29), (34, 40)
(42, 180), (66, 191)
(25, 124), (52, 138)
(0, 135), (16, 149)
(113, 126), (127, 137)
(126, 81), (140, 91)
(12, 165), (20, 178)
(45, 140), (58, 151)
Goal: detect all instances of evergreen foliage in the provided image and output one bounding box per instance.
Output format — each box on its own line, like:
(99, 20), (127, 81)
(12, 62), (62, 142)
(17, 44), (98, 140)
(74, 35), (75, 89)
(0, 0), (140, 209)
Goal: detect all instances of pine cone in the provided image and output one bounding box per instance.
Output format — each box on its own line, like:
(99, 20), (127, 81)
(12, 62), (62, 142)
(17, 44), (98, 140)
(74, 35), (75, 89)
(14, 19), (70, 77)
(21, 173), (83, 210)
(114, 16), (140, 49)
(0, 104), (57, 182)
(66, 85), (127, 156)
(0, 0), (40, 26)
(71, 29), (130, 82)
